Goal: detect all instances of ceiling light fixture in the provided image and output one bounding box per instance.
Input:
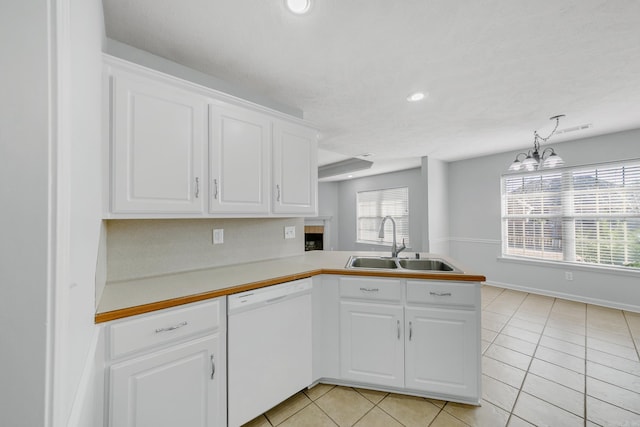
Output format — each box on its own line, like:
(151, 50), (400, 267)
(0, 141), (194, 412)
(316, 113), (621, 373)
(407, 92), (426, 102)
(508, 115), (566, 172)
(285, 0), (311, 14)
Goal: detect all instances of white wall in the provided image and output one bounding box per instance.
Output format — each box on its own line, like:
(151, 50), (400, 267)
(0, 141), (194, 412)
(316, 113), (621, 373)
(0, 1), (105, 426)
(106, 218), (304, 281)
(0, 3), (51, 426)
(337, 168), (425, 252)
(62, 0), (105, 425)
(448, 128), (640, 311)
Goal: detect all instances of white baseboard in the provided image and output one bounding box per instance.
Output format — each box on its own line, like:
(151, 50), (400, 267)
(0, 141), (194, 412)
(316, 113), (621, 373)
(485, 280), (640, 313)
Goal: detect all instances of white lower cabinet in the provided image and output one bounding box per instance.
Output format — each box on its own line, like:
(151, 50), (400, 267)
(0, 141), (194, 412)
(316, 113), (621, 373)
(335, 276), (481, 404)
(405, 306), (478, 399)
(106, 298), (226, 427)
(110, 335), (222, 427)
(340, 301), (404, 388)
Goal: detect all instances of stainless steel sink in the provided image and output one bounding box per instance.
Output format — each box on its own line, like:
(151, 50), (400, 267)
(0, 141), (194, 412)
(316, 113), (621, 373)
(398, 259), (456, 272)
(346, 256), (461, 273)
(349, 257), (398, 269)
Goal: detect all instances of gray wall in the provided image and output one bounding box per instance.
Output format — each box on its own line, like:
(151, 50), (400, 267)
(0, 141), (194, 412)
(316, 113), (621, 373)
(448, 128), (640, 311)
(424, 157), (450, 254)
(336, 168), (425, 253)
(317, 182), (340, 251)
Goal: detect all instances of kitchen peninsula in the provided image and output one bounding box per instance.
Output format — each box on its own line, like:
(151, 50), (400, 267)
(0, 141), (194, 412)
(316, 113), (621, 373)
(97, 250), (485, 427)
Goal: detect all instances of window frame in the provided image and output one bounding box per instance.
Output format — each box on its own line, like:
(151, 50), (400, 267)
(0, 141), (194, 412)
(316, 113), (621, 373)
(356, 186), (410, 247)
(501, 159), (640, 271)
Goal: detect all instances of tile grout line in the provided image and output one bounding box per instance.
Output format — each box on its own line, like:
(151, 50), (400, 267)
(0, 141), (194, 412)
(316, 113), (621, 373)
(505, 294), (574, 426)
(481, 289), (540, 426)
(622, 311), (640, 364)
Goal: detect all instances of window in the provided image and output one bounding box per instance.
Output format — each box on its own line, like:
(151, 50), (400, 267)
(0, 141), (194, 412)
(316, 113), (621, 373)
(357, 187), (410, 247)
(501, 160), (640, 269)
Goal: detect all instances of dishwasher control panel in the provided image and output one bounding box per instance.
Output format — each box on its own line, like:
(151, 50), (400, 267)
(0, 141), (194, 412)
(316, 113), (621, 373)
(228, 278), (312, 312)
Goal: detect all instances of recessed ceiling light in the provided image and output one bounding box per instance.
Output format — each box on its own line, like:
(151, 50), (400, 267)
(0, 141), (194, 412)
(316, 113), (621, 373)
(285, 0), (311, 14)
(407, 92), (426, 102)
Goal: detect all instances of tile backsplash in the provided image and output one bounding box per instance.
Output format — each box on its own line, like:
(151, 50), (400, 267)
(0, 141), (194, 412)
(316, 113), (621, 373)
(106, 218), (304, 281)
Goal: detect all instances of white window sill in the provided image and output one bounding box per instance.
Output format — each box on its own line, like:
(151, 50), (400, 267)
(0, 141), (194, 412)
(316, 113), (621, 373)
(497, 255), (640, 278)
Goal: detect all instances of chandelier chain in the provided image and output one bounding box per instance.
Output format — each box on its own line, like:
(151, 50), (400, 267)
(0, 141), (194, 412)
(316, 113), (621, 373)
(533, 115), (564, 151)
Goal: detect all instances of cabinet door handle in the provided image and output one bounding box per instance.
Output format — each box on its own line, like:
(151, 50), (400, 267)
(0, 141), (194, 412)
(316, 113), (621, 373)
(276, 184), (281, 202)
(213, 179), (218, 199)
(397, 320), (400, 339)
(155, 321), (188, 333)
(359, 287), (379, 293)
(429, 291), (452, 297)
(195, 177), (200, 198)
(409, 321), (413, 341)
(210, 354), (215, 380)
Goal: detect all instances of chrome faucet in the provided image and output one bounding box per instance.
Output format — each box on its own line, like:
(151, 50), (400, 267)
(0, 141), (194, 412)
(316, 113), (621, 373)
(378, 216), (406, 258)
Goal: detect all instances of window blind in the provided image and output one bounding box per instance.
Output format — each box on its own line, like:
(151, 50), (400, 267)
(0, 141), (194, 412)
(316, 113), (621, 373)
(357, 187), (410, 247)
(502, 160), (640, 269)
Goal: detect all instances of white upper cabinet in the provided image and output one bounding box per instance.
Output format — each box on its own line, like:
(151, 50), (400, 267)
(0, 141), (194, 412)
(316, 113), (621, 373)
(110, 71), (206, 214)
(208, 104), (271, 214)
(105, 56), (318, 218)
(272, 121), (318, 215)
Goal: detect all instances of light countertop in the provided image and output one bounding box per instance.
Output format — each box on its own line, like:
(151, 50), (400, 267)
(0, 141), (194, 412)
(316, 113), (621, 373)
(96, 251), (486, 323)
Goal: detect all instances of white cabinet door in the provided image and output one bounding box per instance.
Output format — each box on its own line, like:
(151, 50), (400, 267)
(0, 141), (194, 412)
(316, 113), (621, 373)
(340, 301), (404, 388)
(111, 73), (206, 214)
(272, 121), (317, 215)
(110, 334), (224, 427)
(209, 104), (270, 214)
(405, 307), (479, 399)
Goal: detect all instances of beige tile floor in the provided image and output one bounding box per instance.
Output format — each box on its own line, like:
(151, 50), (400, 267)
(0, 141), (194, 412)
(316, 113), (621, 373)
(243, 285), (640, 427)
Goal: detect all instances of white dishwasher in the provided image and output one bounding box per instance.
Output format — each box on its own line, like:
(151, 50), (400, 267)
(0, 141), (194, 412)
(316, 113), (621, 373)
(227, 278), (312, 427)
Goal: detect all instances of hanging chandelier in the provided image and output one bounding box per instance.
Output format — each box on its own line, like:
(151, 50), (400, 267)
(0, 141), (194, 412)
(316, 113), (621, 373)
(508, 115), (566, 172)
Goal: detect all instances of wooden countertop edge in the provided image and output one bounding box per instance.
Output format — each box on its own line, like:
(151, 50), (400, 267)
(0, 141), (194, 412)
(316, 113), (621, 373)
(95, 268), (486, 323)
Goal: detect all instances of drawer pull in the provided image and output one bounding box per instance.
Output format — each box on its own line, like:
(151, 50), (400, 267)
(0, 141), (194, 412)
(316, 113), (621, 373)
(409, 321), (413, 341)
(195, 177), (200, 198)
(155, 321), (188, 333)
(359, 287), (379, 292)
(429, 292), (452, 297)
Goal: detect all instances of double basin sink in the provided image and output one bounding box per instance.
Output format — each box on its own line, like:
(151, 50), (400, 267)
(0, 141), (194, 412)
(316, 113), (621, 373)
(346, 256), (461, 273)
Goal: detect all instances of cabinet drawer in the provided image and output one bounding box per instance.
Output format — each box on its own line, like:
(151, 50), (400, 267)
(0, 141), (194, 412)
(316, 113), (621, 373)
(339, 277), (402, 302)
(110, 298), (221, 359)
(406, 281), (477, 307)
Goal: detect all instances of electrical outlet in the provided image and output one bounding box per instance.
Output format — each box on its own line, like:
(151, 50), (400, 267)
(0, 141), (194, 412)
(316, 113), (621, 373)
(284, 226), (296, 239)
(565, 271), (573, 281)
(213, 229), (224, 244)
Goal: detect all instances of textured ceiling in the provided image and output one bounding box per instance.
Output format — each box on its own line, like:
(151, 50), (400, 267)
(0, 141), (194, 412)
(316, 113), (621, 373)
(102, 0), (640, 180)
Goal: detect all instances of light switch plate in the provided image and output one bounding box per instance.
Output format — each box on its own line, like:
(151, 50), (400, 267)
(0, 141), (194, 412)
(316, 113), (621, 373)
(213, 229), (224, 244)
(284, 226), (296, 239)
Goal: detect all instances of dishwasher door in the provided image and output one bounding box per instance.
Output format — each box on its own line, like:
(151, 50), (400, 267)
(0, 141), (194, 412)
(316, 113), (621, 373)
(227, 279), (312, 427)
